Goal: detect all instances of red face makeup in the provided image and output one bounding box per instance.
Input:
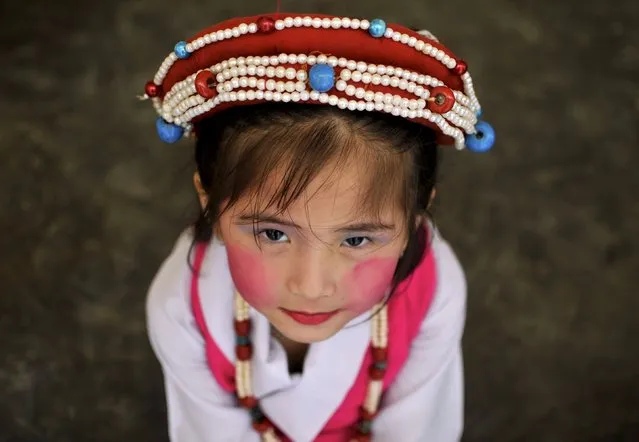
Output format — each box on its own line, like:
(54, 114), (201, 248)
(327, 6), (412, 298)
(344, 257), (398, 314)
(225, 244), (275, 310)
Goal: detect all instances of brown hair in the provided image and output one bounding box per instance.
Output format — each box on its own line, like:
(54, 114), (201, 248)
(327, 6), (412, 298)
(192, 102), (438, 291)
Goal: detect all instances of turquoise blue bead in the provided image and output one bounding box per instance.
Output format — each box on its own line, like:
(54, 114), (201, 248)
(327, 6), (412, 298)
(156, 118), (184, 143)
(174, 41), (190, 59)
(369, 19), (386, 38)
(236, 335), (250, 346)
(476, 108), (483, 118)
(309, 64), (335, 92)
(465, 120), (495, 152)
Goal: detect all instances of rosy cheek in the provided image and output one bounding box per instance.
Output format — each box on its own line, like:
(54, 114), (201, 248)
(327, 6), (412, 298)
(225, 244), (275, 309)
(344, 257), (398, 314)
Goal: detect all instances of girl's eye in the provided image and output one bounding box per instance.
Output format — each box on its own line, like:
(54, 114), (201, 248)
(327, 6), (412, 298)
(259, 229), (289, 243)
(343, 236), (370, 248)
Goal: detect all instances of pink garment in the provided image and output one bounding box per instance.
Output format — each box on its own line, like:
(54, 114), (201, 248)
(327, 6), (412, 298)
(190, 239), (437, 441)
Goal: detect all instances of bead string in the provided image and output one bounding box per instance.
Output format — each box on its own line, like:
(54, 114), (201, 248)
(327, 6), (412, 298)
(233, 292), (389, 442)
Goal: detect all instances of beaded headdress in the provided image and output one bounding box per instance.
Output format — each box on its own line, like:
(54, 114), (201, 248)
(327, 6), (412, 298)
(142, 13), (495, 152)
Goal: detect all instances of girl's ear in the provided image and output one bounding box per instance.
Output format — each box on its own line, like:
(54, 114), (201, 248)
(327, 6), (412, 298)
(193, 172), (208, 210)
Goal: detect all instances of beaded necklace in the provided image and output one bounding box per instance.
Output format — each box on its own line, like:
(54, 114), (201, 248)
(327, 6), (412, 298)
(233, 292), (389, 441)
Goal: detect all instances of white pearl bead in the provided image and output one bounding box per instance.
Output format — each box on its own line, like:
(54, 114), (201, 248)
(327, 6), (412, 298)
(248, 77), (257, 88)
(401, 98), (409, 108)
(384, 103), (393, 113)
(340, 69), (352, 81)
(362, 73), (371, 84)
(295, 81), (306, 92)
(336, 80), (347, 91)
(360, 19), (370, 30)
(387, 66), (396, 76)
(322, 18), (331, 28)
(399, 79), (408, 90)
(275, 20), (285, 31)
(328, 56), (338, 66)
(297, 70), (307, 81)
(307, 55), (317, 65)
(256, 66), (266, 76)
(287, 54), (297, 64)
(338, 98), (348, 109)
(256, 90), (264, 99)
(239, 78), (248, 88)
(338, 58), (348, 67)
(303, 16), (312, 27)
(400, 109), (409, 118)
(347, 60), (357, 70)
(278, 53), (288, 63)
(415, 85), (424, 96)
(384, 28), (394, 38)
(285, 68), (296, 80)
(342, 17), (351, 28)
(247, 66), (256, 76)
(266, 79), (276, 90)
(400, 34), (409, 44)
(312, 18), (322, 28)
(223, 92), (231, 101)
(356, 61), (367, 72)
(246, 90), (255, 100)
(310, 90), (320, 100)
(216, 73), (225, 83)
(292, 91), (301, 101)
(392, 95), (402, 106)
(365, 102), (375, 111)
(417, 99), (427, 109)
(374, 92), (384, 102)
(232, 28), (241, 38)
(329, 95), (339, 106)
(224, 29), (233, 39)
(383, 94), (393, 104)
(298, 54), (307, 64)
(273, 91), (281, 101)
(366, 65), (377, 75)
(352, 71), (362, 82)
(331, 17), (342, 28)
(284, 17), (294, 27)
(408, 110), (417, 119)
(371, 74), (381, 85)
(317, 54), (328, 64)
(285, 82), (296, 93)
(381, 76), (391, 86)
(266, 67), (276, 77)
(293, 17), (303, 27)
(248, 23), (258, 33)
(238, 90), (247, 101)
(375, 101), (384, 111)
(238, 66), (247, 76)
(415, 40), (424, 51)
(408, 36), (417, 47)
(216, 30), (225, 40)
(350, 18), (360, 29)
(390, 77), (400, 88)
(300, 91), (310, 101)
(377, 65), (386, 75)
(355, 88), (366, 99)
(282, 93), (291, 102)
(204, 34), (212, 44)
(364, 91), (375, 101)
(349, 100), (358, 111)
(319, 93), (329, 103)
(270, 55), (279, 65)
(345, 85), (356, 96)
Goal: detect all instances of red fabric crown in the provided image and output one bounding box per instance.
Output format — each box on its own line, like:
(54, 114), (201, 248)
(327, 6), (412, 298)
(143, 13), (494, 152)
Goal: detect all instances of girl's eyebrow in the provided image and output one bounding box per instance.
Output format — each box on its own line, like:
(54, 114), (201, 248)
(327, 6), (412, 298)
(237, 214), (395, 233)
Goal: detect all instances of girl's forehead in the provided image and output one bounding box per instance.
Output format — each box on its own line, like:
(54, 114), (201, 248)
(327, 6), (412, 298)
(233, 160), (402, 227)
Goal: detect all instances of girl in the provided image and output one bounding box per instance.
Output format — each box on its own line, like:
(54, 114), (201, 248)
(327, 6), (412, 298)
(143, 13), (495, 442)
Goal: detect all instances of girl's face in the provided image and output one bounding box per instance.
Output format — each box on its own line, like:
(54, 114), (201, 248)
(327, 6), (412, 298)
(217, 163), (408, 344)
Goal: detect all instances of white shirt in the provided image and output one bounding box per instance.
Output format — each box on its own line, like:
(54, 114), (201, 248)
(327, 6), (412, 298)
(146, 228), (466, 442)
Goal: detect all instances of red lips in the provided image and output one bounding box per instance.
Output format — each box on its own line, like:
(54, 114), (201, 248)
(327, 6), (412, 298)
(281, 308), (339, 325)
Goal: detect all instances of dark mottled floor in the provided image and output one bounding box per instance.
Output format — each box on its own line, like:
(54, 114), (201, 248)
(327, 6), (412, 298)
(1, 0), (638, 441)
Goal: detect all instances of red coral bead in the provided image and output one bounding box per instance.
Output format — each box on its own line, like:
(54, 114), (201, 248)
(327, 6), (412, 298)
(359, 407), (377, 421)
(194, 70), (217, 99)
(372, 347), (387, 362)
(252, 418), (272, 433)
(257, 17), (276, 33)
(144, 81), (161, 97)
(453, 59), (468, 75)
(368, 365), (386, 380)
(236, 344), (253, 360)
(428, 86), (455, 114)
(234, 319), (251, 336)
(239, 396), (258, 409)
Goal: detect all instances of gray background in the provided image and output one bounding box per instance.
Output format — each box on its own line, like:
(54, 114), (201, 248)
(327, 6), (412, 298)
(1, 0), (637, 440)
